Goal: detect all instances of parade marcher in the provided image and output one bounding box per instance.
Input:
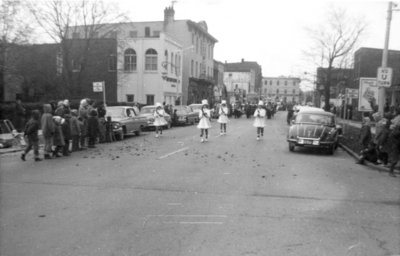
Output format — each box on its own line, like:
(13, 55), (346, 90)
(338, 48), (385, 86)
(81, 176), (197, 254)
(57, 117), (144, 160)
(52, 116), (65, 157)
(253, 101), (266, 141)
(197, 99), (212, 143)
(154, 102), (168, 138)
(14, 98), (26, 132)
(21, 110), (42, 162)
(41, 104), (55, 159)
(70, 109), (81, 152)
(87, 109), (100, 148)
(217, 100), (229, 135)
(105, 116), (115, 142)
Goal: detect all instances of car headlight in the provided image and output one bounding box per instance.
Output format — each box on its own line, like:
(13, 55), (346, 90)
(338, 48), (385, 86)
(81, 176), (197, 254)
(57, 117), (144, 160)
(113, 122), (121, 129)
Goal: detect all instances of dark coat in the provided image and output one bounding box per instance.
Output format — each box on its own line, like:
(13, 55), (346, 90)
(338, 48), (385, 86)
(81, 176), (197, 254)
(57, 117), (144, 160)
(359, 124), (372, 148)
(87, 116), (99, 138)
(24, 119), (40, 141)
(41, 104), (55, 138)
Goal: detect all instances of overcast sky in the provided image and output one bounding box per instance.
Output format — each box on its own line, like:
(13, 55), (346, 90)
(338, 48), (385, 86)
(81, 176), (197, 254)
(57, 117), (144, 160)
(109, 0), (399, 89)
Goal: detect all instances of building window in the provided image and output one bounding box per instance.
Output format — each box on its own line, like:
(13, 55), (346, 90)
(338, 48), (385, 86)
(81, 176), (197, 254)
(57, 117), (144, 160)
(293, 80), (296, 86)
(145, 48), (158, 71)
(129, 31), (137, 38)
(145, 27), (150, 37)
(284, 89), (287, 95)
(192, 33), (195, 44)
(195, 61), (198, 77)
(153, 30), (160, 37)
(72, 59), (81, 72)
(108, 54), (117, 71)
(277, 80), (280, 85)
(264, 80), (267, 85)
(146, 95), (154, 105)
(126, 94), (134, 102)
(171, 52), (174, 73)
(164, 50), (168, 72)
(124, 49), (137, 71)
(72, 32), (80, 38)
(175, 54), (178, 75)
(276, 89), (279, 94)
(191, 60), (194, 76)
(293, 89), (296, 94)
(270, 80), (272, 85)
(285, 81), (288, 86)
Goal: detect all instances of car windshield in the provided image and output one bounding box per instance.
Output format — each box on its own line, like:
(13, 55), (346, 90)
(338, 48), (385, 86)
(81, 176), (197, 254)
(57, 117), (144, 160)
(141, 107), (155, 114)
(296, 113), (334, 126)
(106, 108), (125, 118)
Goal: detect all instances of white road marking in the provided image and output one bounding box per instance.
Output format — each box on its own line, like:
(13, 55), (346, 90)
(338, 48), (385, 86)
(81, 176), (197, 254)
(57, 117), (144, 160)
(147, 214), (227, 218)
(223, 172), (231, 175)
(179, 222), (224, 225)
(158, 147), (189, 159)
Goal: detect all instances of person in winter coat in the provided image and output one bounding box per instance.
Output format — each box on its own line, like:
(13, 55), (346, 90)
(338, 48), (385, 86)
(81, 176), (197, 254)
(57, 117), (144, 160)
(197, 99), (212, 143)
(41, 104), (55, 159)
(21, 110), (42, 161)
(52, 116), (65, 157)
(387, 109), (400, 177)
(375, 117), (390, 165)
(357, 116), (374, 164)
(154, 102), (168, 138)
(253, 101), (266, 140)
(70, 109), (81, 152)
(79, 99), (89, 149)
(217, 100), (229, 135)
(87, 109), (100, 148)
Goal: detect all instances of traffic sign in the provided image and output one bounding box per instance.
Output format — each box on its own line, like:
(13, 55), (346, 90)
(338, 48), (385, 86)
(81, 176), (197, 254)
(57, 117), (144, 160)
(345, 88), (359, 98)
(377, 67), (392, 88)
(93, 81), (104, 92)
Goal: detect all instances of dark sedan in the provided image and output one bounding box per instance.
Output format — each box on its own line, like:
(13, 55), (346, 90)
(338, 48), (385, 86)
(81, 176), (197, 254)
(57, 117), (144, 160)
(287, 109), (342, 154)
(172, 105), (198, 126)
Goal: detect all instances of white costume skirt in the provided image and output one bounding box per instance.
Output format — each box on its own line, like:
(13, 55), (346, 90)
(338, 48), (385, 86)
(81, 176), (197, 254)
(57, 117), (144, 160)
(154, 117), (167, 126)
(253, 117), (266, 128)
(217, 115), (229, 124)
(197, 117), (212, 129)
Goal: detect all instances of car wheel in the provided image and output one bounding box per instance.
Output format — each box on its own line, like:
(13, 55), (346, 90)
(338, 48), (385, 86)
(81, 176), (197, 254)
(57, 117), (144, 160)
(134, 127), (142, 136)
(289, 142), (295, 152)
(327, 145), (335, 155)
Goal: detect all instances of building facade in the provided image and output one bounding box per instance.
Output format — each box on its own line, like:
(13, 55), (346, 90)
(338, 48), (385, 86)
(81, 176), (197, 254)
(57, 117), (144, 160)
(261, 76), (301, 103)
(68, 6), (218, 106)
(224, 59), (262, 103)
(213, 60), (227, 103)
(223, 71), (255, 103)
(116, 32), (182, 105)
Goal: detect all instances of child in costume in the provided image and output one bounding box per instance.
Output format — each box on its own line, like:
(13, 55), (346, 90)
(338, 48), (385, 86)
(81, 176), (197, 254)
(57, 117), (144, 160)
(217, 100), (229, 135)
(253, 101), (266, 140)
(154, 102), (168, 138)
(197, 99), (212, 142)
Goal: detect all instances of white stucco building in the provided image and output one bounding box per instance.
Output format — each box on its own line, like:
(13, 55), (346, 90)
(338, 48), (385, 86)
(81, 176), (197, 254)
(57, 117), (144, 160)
(116, 33), (182, 105)
(223, 71), (255, 103)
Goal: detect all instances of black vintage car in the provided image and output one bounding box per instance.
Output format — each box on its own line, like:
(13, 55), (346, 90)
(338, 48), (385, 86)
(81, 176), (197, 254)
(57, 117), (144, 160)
(287, 109), (342, 154)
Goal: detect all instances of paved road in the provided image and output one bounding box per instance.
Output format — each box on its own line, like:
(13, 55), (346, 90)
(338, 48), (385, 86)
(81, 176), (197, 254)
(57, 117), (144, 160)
(1, 111), (399, 256)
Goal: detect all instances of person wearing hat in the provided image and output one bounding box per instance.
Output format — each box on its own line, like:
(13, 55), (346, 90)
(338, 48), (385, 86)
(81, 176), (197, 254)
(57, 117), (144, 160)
(197, 99), (212, 142)
(154, 102), (168, 138)
(253, 101), (266, 140)
(217, 100), (229, 135)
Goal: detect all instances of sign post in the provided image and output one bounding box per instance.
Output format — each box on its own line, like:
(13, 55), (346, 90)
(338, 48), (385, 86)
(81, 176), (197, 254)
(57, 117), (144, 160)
(93, 81), (106, 106)
(377, 67), (393, 88)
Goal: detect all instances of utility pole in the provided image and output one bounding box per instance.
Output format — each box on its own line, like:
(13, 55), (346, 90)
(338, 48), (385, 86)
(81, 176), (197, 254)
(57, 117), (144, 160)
(378, 1), (394, 114)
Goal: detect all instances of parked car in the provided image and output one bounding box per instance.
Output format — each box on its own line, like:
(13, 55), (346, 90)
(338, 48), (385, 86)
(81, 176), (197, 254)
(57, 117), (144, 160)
(172, 105), (198, 126)
(189, 103), (215, 120)
(287, 109), (342, 154)
(0, 119), (17, 148)
(106, 106), (148, 140)
(140, 105), (172, 130)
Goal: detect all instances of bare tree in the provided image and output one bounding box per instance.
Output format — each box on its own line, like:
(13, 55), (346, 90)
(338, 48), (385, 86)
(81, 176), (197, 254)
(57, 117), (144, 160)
(304, 7), (366, 111)
(0, 0), (33, 100)
(28, 0), (128, 98)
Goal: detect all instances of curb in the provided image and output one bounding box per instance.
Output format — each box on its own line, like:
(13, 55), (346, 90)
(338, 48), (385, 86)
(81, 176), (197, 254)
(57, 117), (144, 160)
(339, 143), (396, 174)
(0, 147), (24, 155)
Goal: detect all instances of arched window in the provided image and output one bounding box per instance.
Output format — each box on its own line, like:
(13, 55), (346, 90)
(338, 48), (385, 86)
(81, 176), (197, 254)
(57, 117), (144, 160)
(124, 49), (136, 71)
(145, 49), (158, 71)
(164, 50), (168, 72)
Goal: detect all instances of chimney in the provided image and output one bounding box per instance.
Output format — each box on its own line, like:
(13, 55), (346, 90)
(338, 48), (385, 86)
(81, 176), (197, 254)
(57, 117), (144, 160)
(164, 6), (175, 28)
(241, 58), (244, 63)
